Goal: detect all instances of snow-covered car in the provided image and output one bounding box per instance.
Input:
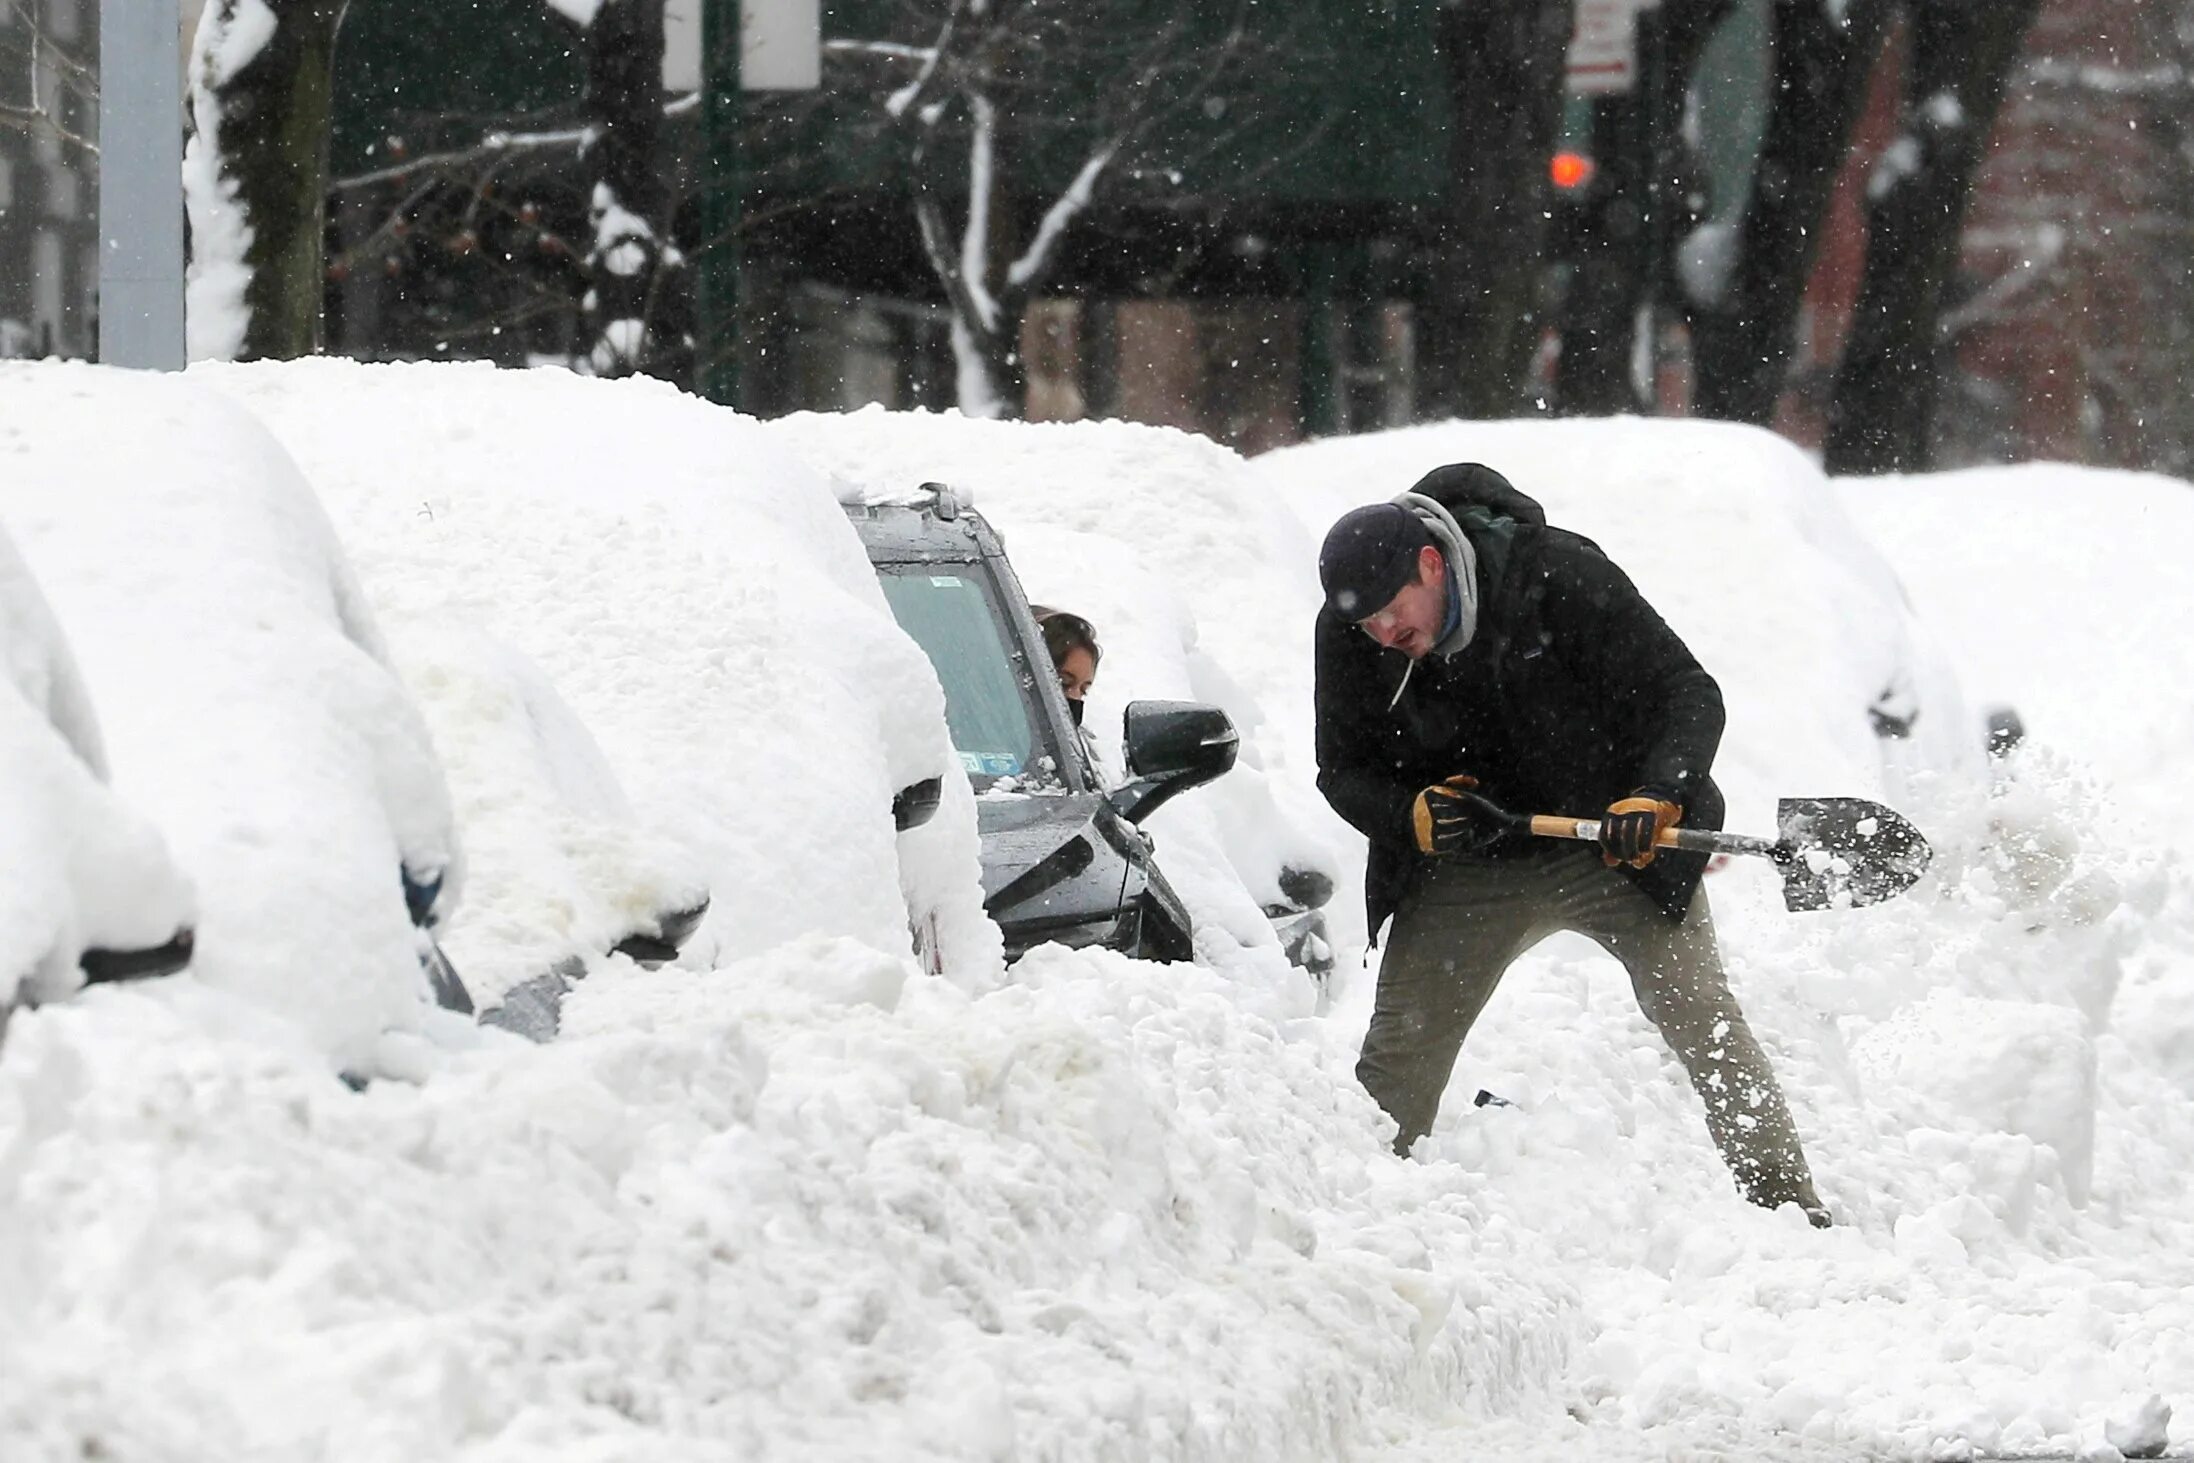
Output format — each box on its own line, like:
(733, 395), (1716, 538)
(385, 626), (713, 1041)
(0, 525), (195, 1013)
(844, 483), (1245, 963)
(197, 359), (1002, 995)
(2, 363), (469, 1072)
(769, 410), (1348, 987)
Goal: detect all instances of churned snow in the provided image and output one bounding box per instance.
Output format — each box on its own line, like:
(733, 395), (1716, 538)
(3, 364), (2192, 1461)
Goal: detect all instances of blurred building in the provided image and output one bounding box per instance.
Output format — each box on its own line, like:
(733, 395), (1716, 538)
(0, 0), (99, 359)
(318, 0), (2186, 473)
(1950, 0), (2186, 474)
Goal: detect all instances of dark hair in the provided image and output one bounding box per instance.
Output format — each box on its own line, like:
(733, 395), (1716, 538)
(1030, 606), (1101, 670)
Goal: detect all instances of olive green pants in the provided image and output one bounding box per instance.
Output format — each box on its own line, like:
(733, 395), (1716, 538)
(1360, 847), (1824, 1218)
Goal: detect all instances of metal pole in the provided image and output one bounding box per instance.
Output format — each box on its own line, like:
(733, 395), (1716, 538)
(698, 0), (742, 407)
(1636, 3), (1666, 411)
(97, 0), (187, 369)
(1297, 245), (1339, 436)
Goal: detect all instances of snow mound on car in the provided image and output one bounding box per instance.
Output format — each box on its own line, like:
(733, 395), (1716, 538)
(2, 362), (456, 1066)
(195, 360), (1001, 992)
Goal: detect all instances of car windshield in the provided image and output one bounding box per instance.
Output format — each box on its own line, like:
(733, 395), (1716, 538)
(876, 565), (1059, 792)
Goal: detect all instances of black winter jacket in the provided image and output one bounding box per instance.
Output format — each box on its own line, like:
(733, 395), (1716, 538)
(1314, 464), (1727, 941)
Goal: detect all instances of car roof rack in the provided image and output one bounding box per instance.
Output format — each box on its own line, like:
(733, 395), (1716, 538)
(918, 481), (964, 521)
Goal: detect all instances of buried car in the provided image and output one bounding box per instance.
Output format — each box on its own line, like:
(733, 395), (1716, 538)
(0, 524), (196, 1015)
(201, 358), (1002, 999)
(4, 363), (469, 1071)
(847, 483), (1280, 964)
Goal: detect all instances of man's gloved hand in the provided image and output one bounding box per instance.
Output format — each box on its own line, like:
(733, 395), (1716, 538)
(1412, 774), (1513, 856)
(1600, 791), (1683, 868)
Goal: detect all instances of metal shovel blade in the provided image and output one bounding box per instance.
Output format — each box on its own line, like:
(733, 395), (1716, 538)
(1772, 797), (1933, 912)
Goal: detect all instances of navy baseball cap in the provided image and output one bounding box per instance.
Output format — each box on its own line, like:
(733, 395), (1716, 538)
(1319, 504), (1430, 620)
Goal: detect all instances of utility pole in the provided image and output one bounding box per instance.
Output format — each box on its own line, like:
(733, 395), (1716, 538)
(697, 0), (742, 407)
(97, 0), (187, 369)
(697, 0), (820, 410)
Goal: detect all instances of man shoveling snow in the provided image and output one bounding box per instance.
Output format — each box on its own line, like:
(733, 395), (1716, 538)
(1313, 463), (1829, 1226)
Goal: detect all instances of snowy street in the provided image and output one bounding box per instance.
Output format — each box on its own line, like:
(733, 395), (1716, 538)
(2, 360), (2191, 1461)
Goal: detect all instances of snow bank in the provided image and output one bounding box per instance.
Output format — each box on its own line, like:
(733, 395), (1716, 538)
(0, 937), (1580, 1460)
(194, 360), (1001, 991)
(2, 362), (459, 1067)
(0, 530), (193, 1006)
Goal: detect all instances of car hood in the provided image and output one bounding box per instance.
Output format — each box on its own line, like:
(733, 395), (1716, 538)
(974, 790), (1138, 941)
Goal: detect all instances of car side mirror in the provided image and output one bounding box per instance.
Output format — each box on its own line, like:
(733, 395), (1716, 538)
(1107, 700), (1238, 824)
(893, 775), (943, 831)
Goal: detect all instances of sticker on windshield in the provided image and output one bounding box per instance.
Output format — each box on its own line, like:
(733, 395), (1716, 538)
(929, 575), (963, 587)
(959, 751), (1022, 777)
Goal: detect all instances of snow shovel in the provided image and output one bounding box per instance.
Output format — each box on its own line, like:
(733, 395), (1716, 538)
(1526, 797), (1932, 912)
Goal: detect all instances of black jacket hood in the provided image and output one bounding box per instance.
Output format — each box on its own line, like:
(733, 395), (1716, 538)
(1403, 463), (1548, 530)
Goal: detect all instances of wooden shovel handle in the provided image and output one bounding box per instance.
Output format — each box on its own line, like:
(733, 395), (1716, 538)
(1527, 814), (1773, 858)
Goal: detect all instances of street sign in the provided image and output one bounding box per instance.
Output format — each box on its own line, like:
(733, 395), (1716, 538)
(1567, 0), (1639, 96)
(743, 0), (820, 91)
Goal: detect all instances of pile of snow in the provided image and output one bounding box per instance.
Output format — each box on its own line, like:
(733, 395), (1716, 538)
(1841, 460), (2194, 1113)
(1838, 463), (2194, 828)
(0, 528), (192, 1007)
(0, 942), (1580, 1460)
(194, 360), (1000, 996)
(2, 363), (459, 1069)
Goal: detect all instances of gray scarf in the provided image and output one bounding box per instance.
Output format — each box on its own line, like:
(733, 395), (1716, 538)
(1380, 490), (1480, 706)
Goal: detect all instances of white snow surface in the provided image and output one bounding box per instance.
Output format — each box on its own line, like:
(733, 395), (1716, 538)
(3, 375), (2192, 1460)
(2, 363), (459, 1069)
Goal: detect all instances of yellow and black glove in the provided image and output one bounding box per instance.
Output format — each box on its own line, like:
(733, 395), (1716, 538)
(1599, 791), (1683, 868)
(1411, 775), (1512, 856)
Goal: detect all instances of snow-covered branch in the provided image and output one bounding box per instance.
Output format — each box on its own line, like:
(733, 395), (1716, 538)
(826, 39), (938, 65)
(1007, 143), (1115, 291)
(884, 0), (966, 119)
(1937, 224), (2068, 340)
(2022, 58), (2189, 97)
(958, 91), (1000, 332)
(330, 126), (597, 193)
(0, 0), (97, 156)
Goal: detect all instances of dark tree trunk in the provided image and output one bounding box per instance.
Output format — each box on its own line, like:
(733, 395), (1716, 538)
(1689, 0), (1895, 425)
(1556, 0), (1734, 415)
(186, 0), (349, 359)
(1823, 0), (2047, 475)
(1416, 0), (1570, 420)
(580, 0), (684, 380)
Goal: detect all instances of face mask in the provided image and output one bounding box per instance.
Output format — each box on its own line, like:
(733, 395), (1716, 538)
(1067, 697), (1085, 727)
